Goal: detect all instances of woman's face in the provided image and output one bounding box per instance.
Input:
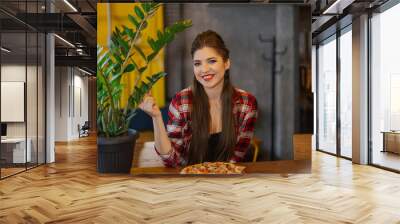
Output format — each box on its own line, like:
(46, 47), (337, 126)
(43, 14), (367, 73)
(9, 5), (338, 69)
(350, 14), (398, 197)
(193, 47), (230, 90)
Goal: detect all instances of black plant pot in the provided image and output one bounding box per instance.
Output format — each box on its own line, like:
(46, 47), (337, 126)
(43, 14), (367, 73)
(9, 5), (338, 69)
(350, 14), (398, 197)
(97, 129), (139, 173)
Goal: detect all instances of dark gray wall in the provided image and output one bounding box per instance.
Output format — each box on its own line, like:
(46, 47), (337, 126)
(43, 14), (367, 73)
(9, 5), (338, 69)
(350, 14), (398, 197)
(165, 3), (312, 160)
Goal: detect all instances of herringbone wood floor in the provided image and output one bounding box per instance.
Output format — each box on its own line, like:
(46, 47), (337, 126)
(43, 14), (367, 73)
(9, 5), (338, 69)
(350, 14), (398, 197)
(0, 134), (400, 224)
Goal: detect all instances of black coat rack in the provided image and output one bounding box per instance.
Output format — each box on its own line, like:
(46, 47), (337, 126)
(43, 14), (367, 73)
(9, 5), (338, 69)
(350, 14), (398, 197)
(258, 34), (287, 160)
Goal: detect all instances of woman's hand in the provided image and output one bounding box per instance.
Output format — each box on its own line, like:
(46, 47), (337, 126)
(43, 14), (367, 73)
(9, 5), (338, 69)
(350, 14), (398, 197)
(139, 93), (162, 118)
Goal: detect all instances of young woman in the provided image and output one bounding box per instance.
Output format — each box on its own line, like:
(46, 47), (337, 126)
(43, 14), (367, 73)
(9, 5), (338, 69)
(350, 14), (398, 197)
(139, 30), (258, 167)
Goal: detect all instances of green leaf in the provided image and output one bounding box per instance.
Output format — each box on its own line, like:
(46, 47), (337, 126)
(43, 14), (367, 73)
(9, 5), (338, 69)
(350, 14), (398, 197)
(141, 82), (150, 93)
(134, 86), (143, 96)
(100, 115), (108, 137)
(146, 76), (154, 82)
(124, 64), (135, 73)
(97, 6), (192, 137)
(138, 66), (147, 74)
(141, 3), (150, 13)
(157, 30), (163, 41)
(128, 14), (140, 29)
(115, 128), (128, 136)
(115, 27), (122, 37)
(134, 6), (144, 20)
(150, 3), (161, 12)
(133, 45), (147, 62)
(109, 72), (123, 84)
(168, 20), (193, 33)
(111, 36), (129, 56)
(126, 110), (138, 122)
(97, 72), (107, 86)
(165, 32), (174, 43)
(147, 37), (156, 50)
(97, 52), (110, 69)
(97, 46), (104, 55)
(122, 25), (134, 38)
(129, 58), (139, 71)
(104, 63), (117, 77)
(151, 71), (167, 81)
(116, 37), (129, 54)
(111, 52), (123, 64)
(147, 52), (158, 62)
(154, 40), (161, 51)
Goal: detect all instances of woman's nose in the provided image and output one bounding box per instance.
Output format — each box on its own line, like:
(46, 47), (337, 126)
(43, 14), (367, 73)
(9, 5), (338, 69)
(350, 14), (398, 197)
(201, 64), (209, 73)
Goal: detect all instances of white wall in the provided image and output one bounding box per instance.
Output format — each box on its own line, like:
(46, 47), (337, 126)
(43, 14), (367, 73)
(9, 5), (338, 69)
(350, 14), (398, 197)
(312, 45), (316, 151)
(1, 64), (46, 164)
(54, 67), (89, 141)
(55, 67), (69, 141)
(46, 33), (55, 163)
(1, 65), (40, 138)
(72, 73), (89, 138)
(352, 14), (369, 164)
(1, 65), (26, 140)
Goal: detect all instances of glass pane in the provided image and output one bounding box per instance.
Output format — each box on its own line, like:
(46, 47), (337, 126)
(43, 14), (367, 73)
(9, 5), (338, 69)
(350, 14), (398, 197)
(340, 28), (352, 158)
(0, 0), (46, 178)
(38, 32), (45, 165)
(371, 3), (400, 171)
(27, 31), (38, 169)
(27, 0), (38, 169)
(1, 31), (27, 177)
(318, 36), (337, 154)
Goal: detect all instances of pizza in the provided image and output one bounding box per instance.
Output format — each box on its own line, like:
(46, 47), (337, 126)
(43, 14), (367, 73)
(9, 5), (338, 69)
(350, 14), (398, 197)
(180, 162), (246, 174)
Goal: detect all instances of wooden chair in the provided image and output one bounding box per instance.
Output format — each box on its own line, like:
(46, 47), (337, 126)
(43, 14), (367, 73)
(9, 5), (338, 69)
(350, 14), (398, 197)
(247, 137), (261, 162)
(78, 121), (90, 138)
(248, 134), (312, 162)
(293, 134), (312, 160)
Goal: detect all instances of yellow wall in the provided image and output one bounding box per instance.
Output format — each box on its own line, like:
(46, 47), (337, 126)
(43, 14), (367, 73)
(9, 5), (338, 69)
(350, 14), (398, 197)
(97, 3), (166, 108)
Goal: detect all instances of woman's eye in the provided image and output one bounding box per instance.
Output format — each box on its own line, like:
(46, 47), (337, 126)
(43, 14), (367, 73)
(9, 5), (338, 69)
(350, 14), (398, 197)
(209, 60), (216, 64)
(194, 63), (200, 66)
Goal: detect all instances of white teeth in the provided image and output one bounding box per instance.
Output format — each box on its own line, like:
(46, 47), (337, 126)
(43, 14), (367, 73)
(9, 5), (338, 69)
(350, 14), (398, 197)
(203, 75), (213, 81)
(202, 74), (214, 81)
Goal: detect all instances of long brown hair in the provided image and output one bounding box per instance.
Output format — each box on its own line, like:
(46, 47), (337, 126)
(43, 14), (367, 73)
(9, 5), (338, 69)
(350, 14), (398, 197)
(188, 30), (237, 165)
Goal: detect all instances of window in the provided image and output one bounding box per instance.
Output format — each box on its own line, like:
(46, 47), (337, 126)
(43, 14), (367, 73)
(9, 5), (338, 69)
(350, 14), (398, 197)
(317, 35), (337, 154)
(316, 24), (353, 159)
(0, 0), (47, 179)
(339, 27), (352, 158)
(370, 2), (400, 171)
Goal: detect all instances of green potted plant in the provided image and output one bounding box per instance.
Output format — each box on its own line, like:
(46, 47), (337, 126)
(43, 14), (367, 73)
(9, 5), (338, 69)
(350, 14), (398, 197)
(97, 3), (192, 173)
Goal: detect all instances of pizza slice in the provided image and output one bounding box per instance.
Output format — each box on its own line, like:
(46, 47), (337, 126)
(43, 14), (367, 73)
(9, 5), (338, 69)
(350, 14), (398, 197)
(180, 162), (246, 174)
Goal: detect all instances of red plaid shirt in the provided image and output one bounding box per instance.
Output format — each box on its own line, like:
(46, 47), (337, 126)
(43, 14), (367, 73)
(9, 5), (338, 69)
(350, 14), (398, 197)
(155, 87), (258, 167)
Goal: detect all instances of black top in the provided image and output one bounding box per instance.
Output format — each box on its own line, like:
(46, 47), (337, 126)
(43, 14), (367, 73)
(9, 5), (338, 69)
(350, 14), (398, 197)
(204, 132), (222, 162)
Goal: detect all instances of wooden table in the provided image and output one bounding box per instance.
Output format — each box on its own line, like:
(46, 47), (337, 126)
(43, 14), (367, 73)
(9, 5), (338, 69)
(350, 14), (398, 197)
(131, 140), (311, 175)
(381, 131), (400, 154)
(131, 160), (311, 175)
(1, 138), (32, 164)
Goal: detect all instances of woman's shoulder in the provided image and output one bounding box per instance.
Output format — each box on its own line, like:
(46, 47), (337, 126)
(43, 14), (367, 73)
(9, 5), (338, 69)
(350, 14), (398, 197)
(233, 88), (257, 106)
(172, 87), (193, 104)
(169, 87), (193, 116)
(177, 86), (193, 96)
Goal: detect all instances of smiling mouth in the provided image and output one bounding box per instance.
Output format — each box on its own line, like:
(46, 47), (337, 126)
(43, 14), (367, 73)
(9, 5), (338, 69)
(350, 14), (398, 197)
(201, 74), (215, 81)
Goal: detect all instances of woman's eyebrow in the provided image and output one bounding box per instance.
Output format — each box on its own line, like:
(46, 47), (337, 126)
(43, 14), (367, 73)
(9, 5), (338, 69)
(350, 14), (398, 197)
(193, 57), (217, 62)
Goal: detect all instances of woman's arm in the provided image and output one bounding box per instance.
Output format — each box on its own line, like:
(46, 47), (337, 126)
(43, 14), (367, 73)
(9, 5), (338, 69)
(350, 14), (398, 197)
(230, 94), (258, 163)
(139, 94), (172, 155)
(152, 114), (172, 155)
(139, 93), (187, 167)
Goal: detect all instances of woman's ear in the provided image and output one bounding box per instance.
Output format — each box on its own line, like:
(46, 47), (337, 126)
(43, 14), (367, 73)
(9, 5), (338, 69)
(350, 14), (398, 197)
(225, 59), (231, 71)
